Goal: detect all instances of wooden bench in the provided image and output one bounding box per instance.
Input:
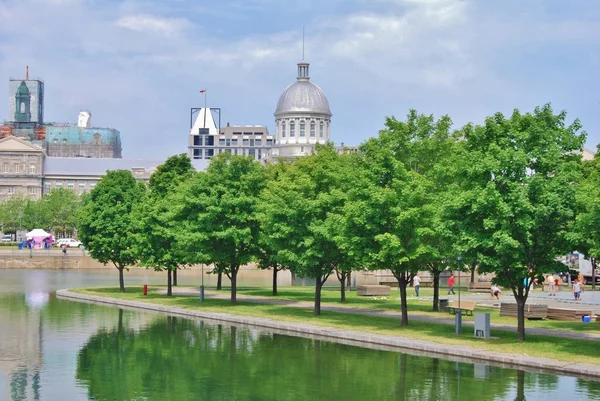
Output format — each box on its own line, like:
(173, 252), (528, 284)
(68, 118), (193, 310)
(547, 307), (593, 321)
(500, 303), (548, 319)
(448, 300), (477, 316)
(467, 282), (492, 292)
(378, 280), (434, 287)
(356, 285), (391, 296)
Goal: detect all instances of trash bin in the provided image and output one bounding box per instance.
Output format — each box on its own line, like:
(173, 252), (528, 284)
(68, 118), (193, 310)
(439, 299), (449, 313)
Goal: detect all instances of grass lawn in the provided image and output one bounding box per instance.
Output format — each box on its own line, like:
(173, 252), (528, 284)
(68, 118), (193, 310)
(235, 286), (600, 333)
(72, 286), (600, 366)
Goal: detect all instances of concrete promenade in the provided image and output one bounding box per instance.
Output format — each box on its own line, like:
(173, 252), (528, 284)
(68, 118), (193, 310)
(57, 288), (600, 380)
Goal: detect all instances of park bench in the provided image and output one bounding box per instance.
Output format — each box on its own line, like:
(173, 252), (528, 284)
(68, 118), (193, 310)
(447, 300), (477, 316)
(500, 303), (548, 319)
(467, 282), (492, 292)
(356, 285), (391, 296)
(378, 279), (434, 287)
(547, 307), (593, 321)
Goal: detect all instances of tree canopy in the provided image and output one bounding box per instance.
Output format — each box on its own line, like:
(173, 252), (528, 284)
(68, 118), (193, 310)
(446, 104), (586, 340)
(132, 154), (195, 295)
(78, 170), (146, 292)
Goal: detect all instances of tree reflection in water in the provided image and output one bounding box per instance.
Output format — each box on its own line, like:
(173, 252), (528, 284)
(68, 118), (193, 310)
(75, 313), (597, 401)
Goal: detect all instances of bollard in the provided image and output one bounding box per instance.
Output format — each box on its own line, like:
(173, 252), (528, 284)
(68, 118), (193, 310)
(143, 284), (148, 296)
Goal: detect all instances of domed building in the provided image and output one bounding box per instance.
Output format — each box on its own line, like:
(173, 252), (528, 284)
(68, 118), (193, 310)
(270, 61), (332, 159)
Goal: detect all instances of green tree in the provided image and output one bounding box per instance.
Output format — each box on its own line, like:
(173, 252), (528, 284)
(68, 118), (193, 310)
(39, 188), (81, 234)
(20, 198), (45, 231)
(257, 161), (295, 296)
(258, 144), (353, 314)
(571, 148), (600, 291)
(133, 154), (194, 295)
(78, 170), (146, 292)
(0, 194), (27, 233)
(447, 104), (585, 341)
(176, 153), (265, 305)
(345, 111), (445, 326)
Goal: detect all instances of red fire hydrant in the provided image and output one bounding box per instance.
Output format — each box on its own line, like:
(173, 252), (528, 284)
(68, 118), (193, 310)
(143, 284), (148, 296)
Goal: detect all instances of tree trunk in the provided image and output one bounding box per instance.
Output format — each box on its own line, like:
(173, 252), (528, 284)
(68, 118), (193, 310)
(592, 258), (597, 292)
(516, 295), (526, 342)
(432, 268), (441, 312)
(118, 265), (125, 293)
(470, 260), (476, 283)
(340, 272), (347, 303)
(230, 265), (238, 306)
(314, 278), (322, 316)
(272, 267), (278, 296)
(398, 274), (409, 327)
(167, 269), (172, 296)
(217, 272), (222, 290)
(291, 270), (296, 287)
(173, 268), (178, 286)
(346, 272), (351, 291)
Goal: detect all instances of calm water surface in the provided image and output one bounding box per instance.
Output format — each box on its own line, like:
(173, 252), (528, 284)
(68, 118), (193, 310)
(0, 269), (599, 401)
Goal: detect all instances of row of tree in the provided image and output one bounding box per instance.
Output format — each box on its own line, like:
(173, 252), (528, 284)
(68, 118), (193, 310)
(78, 104), (595, 341)
(0, 189), (81, 236)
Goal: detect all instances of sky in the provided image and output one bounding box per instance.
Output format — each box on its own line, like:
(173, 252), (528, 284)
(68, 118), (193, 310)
(0, 0), (599, 159)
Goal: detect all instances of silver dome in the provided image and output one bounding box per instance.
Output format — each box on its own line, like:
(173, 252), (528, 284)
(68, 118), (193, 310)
(274, 61), (331, 116)
(275, 81), (331, 116)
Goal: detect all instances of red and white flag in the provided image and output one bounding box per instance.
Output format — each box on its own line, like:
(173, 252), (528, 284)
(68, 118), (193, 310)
(199, 89), (206, 94)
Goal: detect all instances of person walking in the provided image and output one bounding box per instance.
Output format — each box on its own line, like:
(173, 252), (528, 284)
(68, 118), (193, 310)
(547, 274), (556, 296)
(572, 279), (582, 301)
(413, 274), (421, 297)
(447, 273), (456, 295)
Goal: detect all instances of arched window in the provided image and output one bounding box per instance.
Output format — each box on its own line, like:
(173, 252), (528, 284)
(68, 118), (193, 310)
(310, 121), (315, 137)
(290, 122), (295, 137)
(319, 122), (324, 138)
(281, 121), (286, 137)
(300, 121), (305, 137)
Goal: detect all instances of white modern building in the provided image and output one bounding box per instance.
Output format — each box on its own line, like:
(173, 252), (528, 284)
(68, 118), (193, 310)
(187, 108), (274, 161)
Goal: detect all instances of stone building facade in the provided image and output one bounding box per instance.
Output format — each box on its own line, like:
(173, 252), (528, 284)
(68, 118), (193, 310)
(0, 136), (44, 201)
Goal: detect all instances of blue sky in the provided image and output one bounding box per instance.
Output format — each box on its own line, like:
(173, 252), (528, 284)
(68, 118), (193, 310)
(0, 0), (599, 158)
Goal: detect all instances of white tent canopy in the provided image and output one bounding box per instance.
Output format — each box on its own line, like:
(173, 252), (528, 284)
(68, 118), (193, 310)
(26, 229), (51, 238)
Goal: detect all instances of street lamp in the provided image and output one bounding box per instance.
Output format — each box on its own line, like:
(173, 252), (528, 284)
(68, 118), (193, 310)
(455, 256), (462, 334)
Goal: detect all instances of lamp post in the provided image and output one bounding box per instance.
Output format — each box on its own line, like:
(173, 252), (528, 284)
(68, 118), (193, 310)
(200, 264), (205, 302)
(455, 256), (462, 334)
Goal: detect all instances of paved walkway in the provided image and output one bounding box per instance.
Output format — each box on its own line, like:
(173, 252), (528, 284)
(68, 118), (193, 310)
(163, 287), (600, 342)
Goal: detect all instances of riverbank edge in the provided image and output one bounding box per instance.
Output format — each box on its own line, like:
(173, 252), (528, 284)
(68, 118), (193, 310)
(57, 289), (600, 380)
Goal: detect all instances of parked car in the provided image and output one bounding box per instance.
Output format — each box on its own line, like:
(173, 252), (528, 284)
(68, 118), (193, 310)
(1, 234), (12, 242)
(55, 238), (82, 248)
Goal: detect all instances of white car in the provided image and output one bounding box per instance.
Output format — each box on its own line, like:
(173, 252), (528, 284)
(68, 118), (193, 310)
(56, 238), (82, 248)
(1, 234), (12, 242)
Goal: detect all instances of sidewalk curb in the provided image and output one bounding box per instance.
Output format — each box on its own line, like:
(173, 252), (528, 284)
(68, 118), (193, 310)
(57, 289), (600, 380)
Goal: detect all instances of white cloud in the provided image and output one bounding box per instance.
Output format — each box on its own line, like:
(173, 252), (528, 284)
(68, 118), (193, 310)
(116, 14), (190, 37)
(0, 0), (598, 157)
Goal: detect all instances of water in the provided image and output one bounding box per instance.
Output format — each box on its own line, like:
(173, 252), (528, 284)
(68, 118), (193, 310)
(0, 269), (599, 401)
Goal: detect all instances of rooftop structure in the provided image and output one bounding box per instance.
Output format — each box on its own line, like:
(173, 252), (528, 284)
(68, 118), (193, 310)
(270, 60), (332, 160)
